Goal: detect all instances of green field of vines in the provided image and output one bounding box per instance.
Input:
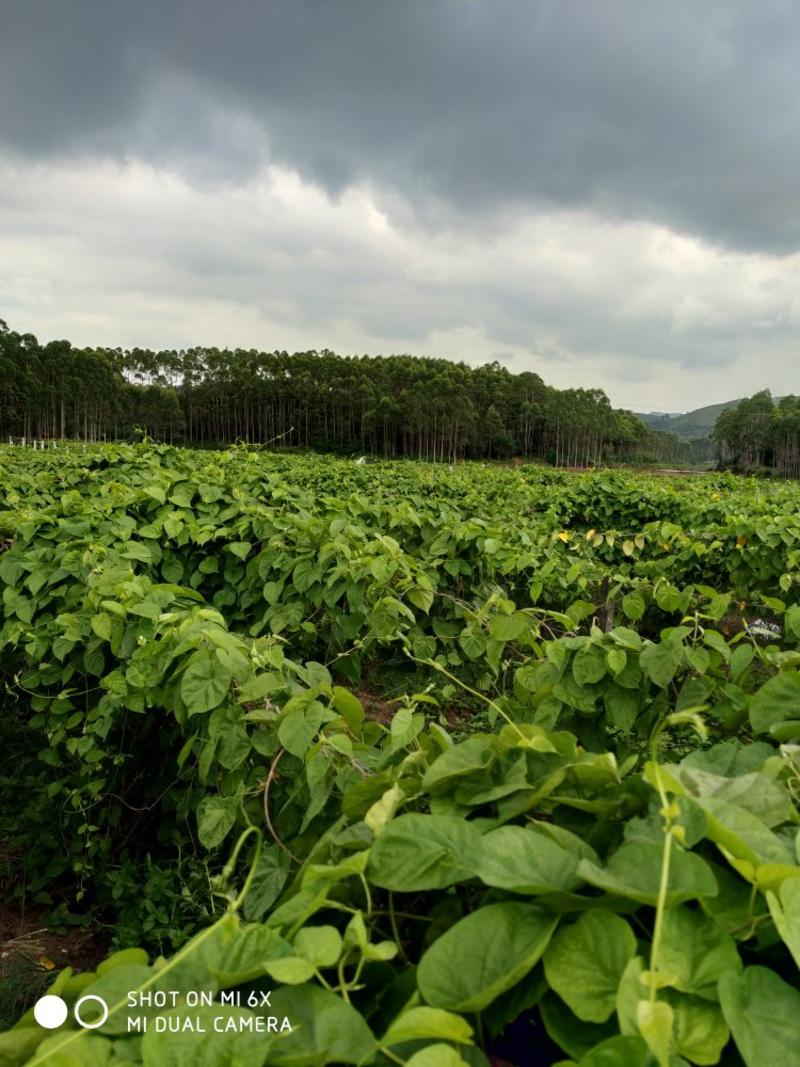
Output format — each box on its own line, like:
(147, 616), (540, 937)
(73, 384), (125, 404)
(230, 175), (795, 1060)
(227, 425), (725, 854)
(2, 444), (800, 1066)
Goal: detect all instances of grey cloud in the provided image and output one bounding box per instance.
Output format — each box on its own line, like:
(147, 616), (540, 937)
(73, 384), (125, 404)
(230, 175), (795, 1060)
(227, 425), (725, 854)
(3, 1), (800, 252)
(3, 151), (798, 387)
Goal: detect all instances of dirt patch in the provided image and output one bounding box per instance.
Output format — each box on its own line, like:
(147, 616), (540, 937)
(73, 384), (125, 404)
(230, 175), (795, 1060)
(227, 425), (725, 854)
(648, 467), (713, 476)
(0, 906), (107, 977)
(0, 901), (109, 1025)
(440, 704), (475, 728)
(356, 690), (474, 730)
(355, 689), (401, 725)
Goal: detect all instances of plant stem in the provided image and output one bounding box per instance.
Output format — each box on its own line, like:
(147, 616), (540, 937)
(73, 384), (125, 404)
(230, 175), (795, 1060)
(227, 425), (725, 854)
(404, 645), (526, 741)
(337, 954), (351, 1003)
(388, 892), (408, 963)
(377, 1047), (406, 1066)
(649, 819), (674, 1004)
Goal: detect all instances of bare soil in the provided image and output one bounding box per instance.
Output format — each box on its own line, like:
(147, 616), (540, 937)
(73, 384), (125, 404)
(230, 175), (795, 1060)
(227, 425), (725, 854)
(0, 900), (108, 1025)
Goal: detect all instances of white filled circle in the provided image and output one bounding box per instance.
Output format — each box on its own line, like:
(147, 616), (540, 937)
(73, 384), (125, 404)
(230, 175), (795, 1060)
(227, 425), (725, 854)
(33, 995), (69, 1029)
(73, 994), (109, 1029)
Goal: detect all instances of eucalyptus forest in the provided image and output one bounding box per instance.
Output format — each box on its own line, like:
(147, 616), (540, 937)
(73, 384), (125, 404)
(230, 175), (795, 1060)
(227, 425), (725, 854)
(0, 319), (700, 466)
(713, 391), (800, 477)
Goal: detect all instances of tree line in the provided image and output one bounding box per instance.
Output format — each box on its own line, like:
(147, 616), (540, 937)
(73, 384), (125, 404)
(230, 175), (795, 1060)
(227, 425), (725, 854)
(1, 319), (700, 465)
(714, 390), (800, 477)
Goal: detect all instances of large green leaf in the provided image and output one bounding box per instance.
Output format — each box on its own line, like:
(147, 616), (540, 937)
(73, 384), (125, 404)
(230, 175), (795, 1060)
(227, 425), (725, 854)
(577, 841), (717, 906)
(66, 963), (153, 1035)
(366, 813), (482, 891)
(277, 701), (327, 758)
(196, 795), (239, 849)
(622, 592), (645, 622)
(682, 740), (775, 777)
(711, 773), (795, 828)
(667, 992), (728, 1066)
(615, 955), (646, 1037)
(719, 966), (800, 1067)
(404, 1047), (471, 1067)
(636, 999), (672, 1067)
(662, 761), (795, 827)
(264, 984), (377, 1065)
(242, 845), (292, 922)
(488, 612), (528, 642)
(417, 902), (558, 1012)
(695, 796), (793, 868)
(422, 736), (498, 792)
(293, 925), (342, 969)
(23, 1034), (113, 1067)
(181, 648), (232, 715)
(141, 1005), (270, 1066)
(579, 1036), (650, 1067)
(603, 684), (641, 731)
(572, 646), (608, 686)
(527, 822), (600, 864)
(193, 921), (290, 985)
(639, 639), (682, 688)
(657, 905), (742, 1000)
(767, 877), (800, 971)
(463, 824), (582, 894)
(543, 911), (636, 1022)
(381, 1007), (474, 1047)
(749, 671), (800, 734)
(700, 858), (763, 939)
(695, 772), (797, 827)
(331, 686), (365, 733)
(617, 964), (726, 1067)
(208, 705), (251, 771)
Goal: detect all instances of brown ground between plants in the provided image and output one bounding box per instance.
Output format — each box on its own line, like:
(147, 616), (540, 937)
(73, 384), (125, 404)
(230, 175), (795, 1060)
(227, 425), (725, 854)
(355, 690), (472, 728)
(0, 901), (108, 1027)
(0, 900), (108, 983)
(0, 694), (473, 1027)
(1, 693), (463, 969)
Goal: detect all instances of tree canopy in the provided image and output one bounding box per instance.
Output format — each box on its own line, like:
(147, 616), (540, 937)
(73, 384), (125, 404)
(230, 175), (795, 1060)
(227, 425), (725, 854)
(0, 319), (698, 464)
(713, 390), (800, 476)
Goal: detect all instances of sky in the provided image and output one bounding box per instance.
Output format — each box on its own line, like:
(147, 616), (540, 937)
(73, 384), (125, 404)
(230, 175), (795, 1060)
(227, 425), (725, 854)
(1, 1), (799, 412)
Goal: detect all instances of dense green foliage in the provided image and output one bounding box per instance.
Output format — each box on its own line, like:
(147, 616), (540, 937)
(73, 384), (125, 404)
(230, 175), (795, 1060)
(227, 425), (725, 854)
(2, 446), (800, 1065)
(714, 390), (800, 476)
(0, 320), (697, 464)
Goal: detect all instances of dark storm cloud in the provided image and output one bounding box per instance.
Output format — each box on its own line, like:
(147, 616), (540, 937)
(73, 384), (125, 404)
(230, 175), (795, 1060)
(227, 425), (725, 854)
(2, 0), (800, 253)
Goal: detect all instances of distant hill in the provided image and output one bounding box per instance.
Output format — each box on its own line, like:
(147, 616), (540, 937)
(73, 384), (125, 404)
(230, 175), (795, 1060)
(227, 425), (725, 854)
(635, 400), (744, 440)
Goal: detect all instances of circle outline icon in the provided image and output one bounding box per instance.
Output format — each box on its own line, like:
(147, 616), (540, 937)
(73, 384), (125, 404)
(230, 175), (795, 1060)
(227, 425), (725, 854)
(73, 994), (109, 1029)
